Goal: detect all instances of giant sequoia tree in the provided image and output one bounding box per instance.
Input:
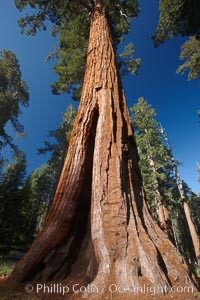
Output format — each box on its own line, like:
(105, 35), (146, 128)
(8, 0), (197, 297)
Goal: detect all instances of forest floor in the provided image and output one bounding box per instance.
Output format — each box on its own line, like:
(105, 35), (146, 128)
(0, 258), (199, 300)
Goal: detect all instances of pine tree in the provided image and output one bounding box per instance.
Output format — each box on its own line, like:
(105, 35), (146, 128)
(0, 152), (27, 246)
(161, 127), (200, 264)
(21, 164), (54, 245)
(131, 98), (200, 265)
(153, 1), (200, 117)
(153, 0), (200, 46)
(130, 98), (173, 239)
(197, 163), (200, 186)
(0, 50), (29, 150)
(176, 36), (200, 81)
(8, 0), (196, 295)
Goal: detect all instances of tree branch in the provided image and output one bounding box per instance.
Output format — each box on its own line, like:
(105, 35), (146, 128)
(74, 0), (93, 12)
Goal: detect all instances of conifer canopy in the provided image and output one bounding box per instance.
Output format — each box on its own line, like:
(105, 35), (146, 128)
(14, 0), (140, 98)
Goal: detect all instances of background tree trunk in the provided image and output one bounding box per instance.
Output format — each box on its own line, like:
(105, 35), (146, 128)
(161, 125), (200, 264)
(8, 1), (197, 296)
(183, 201), (200, 264)
(147, 149), (173, 240)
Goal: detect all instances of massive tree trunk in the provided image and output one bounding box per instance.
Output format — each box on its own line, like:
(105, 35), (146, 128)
(8, 1), (196, 297)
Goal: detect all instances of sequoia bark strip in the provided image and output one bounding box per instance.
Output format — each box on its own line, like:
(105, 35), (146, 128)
(183, 201), (200, 264)
(8, 0), (197, 295)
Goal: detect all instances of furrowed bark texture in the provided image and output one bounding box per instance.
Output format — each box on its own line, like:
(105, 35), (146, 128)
(8, 2), (196, 296)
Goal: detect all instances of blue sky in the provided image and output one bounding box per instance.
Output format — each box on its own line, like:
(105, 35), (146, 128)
(1, 0), (200, 194)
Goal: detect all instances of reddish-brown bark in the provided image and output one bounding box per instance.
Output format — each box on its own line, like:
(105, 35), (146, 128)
(183, 201), (200, 264)
(8, 1), (197, 297)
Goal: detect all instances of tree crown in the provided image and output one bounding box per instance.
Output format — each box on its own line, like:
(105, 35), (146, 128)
(153, 0), (200, 46)
(14, 0), (140, 99)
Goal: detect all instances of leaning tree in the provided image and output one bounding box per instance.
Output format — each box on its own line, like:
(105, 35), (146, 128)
(8, 0), (197, 297)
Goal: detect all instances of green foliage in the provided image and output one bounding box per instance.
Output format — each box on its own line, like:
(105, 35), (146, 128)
(0, 154), (51, 246)
(0, 50), (29, 150)
(130, 97), (172, 213)
(21, 164), (53, 242)
(119, 43), (141, 75)
(14, 1), (139, 39)
(153, 1), (200, 117)
(153, 0), (200, 46)
(177, 36), (200, 81)
(14, 0), (140, 99)
(194, 265), (200, 279)
(130, 97), (198, 263)
(176, 36), (200, 123)
(0, 105), (76, 248)
(0, 152), (27, 246)
(0, 259), (15, 276)
(50, 15), (89, 98)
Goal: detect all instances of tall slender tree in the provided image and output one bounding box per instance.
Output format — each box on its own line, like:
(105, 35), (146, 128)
(21, 164), (54, 245)
(131, 98), (199, 264)
(8, 0), (196, 296)
(198, 163), (200, 185)
(130, 98), (173, 239)
(161, 127), (200, 264)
